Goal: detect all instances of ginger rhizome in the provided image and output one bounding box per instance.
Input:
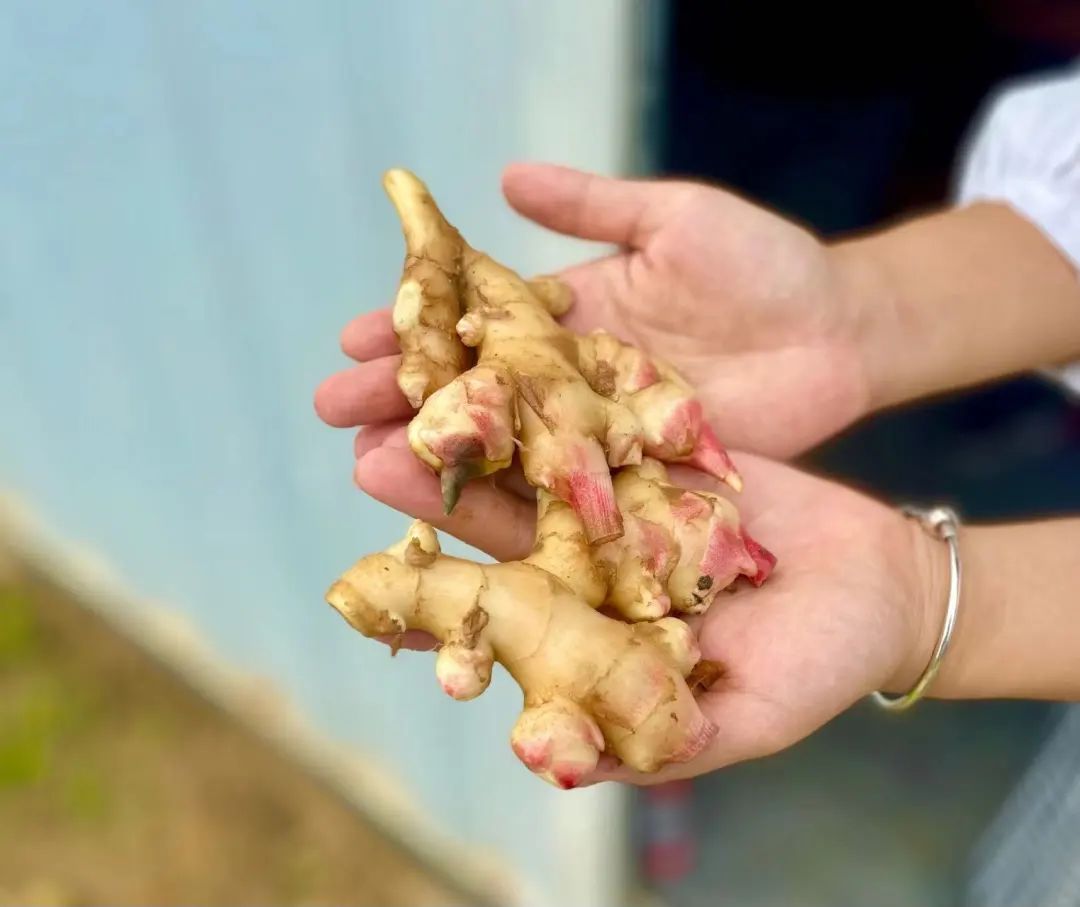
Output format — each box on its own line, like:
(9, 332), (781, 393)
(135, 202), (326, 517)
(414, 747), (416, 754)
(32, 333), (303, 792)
(326, 169), (776, 788)
(328, 515), (717, 788)
(384, 168), (741, 544)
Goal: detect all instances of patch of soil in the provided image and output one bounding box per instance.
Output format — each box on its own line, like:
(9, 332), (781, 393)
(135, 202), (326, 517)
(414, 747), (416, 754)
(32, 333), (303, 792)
(0, 558), (462, 906)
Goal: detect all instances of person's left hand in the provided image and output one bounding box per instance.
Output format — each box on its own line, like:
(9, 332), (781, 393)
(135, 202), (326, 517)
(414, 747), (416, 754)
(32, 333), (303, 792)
(341, 423), (946, 783)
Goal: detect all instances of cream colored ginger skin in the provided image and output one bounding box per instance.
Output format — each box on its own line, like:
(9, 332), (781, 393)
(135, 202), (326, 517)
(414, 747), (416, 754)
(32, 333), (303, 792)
(385, 169), (572, 409)
(326, 521), (715, 789)
(383, 168), (741, 545)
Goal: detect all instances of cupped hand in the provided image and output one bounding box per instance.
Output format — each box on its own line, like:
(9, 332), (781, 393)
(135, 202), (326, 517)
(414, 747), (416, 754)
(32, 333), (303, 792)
(345, 422), (945, 784)
(314, 162), (877, 460)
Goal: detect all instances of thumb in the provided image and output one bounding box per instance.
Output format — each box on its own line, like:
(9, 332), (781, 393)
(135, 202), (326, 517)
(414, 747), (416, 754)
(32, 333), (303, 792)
(501, 163), (692, 247)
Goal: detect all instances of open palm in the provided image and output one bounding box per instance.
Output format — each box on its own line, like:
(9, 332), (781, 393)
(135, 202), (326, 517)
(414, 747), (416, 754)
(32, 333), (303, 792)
(314, 163), (874, 460)
(588, 453), (939, 783)
(502, 164), (874, 458)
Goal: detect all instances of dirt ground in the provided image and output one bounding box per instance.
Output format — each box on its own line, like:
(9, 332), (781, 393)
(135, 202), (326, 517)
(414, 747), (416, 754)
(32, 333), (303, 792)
(0, 559), (462, 907)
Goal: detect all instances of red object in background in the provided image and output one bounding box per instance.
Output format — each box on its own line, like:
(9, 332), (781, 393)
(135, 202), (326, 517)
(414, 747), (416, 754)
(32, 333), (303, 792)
(641, 780), (696, 883)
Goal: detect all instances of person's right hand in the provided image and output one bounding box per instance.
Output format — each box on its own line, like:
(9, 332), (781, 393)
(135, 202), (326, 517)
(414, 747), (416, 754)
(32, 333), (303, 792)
(315, 163), (881, 461)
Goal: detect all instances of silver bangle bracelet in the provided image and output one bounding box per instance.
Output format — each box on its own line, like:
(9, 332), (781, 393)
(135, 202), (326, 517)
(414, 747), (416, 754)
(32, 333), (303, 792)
(871, 505), (963, 712)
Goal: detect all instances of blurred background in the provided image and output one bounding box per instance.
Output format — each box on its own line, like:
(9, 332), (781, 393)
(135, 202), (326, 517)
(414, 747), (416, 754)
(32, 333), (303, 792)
(2, 2), (1078, 906)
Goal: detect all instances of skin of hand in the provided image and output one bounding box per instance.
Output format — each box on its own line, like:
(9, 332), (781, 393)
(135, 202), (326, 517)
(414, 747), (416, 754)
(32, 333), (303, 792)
(315, 163), (881, 460)
(337, 423), (948, 785)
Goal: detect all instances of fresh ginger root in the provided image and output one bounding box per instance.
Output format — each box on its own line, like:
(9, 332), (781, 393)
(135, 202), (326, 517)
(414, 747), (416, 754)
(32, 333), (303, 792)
(385, 168), (740, 544)
(527, 459), (773, 622)
(326, 169), (777, 787)
(328, 518), (718, 789)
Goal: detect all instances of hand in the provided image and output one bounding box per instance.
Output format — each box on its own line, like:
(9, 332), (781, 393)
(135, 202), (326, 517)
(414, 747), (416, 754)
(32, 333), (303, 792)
(589, 454), (947, 784)
(327, 425), (947, 783)
(314, 163), (877, 461)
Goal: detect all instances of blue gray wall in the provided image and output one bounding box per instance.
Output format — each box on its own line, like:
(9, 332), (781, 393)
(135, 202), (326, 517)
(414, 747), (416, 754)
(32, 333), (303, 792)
(1, 2), (641, 902)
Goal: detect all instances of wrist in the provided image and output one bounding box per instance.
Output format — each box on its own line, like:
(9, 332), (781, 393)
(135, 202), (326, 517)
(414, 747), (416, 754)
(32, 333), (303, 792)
(882, 517), (1080, 703)
(831, 203), (1080, 416)
(881, 511), (954, 695)
(883, 516), (1014, 701)
(827, 233), (920, 416)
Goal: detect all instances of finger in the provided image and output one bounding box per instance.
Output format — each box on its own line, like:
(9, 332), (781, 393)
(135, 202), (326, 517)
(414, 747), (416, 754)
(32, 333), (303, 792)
(354, 421), (408, 460)
(355, 446), (536, 562)
(361, 421), (537, 504)
(341, 308), (399, 361)
(502, 162), (693, 247)
(314, 356), (412, 427)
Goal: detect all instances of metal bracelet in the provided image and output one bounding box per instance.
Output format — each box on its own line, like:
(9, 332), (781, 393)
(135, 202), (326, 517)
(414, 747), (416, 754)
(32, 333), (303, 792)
(871, 505), (963, 712)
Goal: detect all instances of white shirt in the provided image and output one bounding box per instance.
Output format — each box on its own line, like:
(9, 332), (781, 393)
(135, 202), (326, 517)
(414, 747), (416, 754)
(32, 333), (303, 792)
(955, 61), (1080, 392)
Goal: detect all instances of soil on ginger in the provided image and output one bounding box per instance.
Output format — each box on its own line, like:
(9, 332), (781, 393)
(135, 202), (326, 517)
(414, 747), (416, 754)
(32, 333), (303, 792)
(0, 556), (462, 907)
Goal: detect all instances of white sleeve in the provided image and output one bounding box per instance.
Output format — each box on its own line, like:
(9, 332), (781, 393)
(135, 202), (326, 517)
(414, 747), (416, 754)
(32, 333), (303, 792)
(956, 63), (1080, 267)
(954, 62), (1080, 394)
